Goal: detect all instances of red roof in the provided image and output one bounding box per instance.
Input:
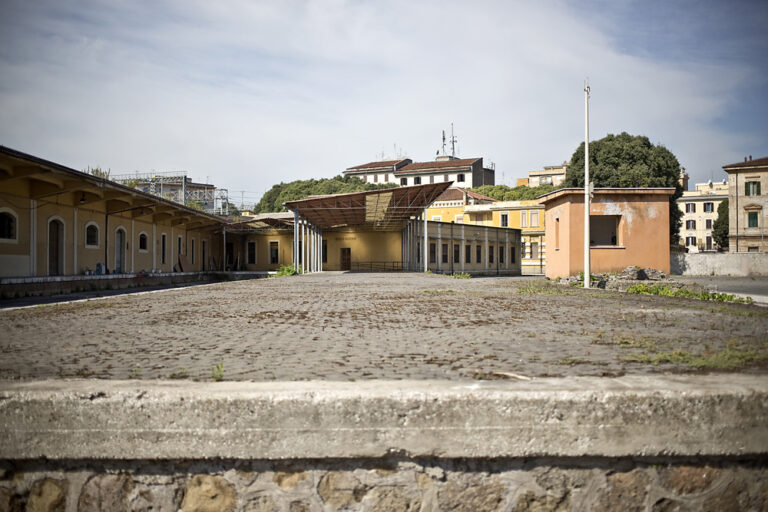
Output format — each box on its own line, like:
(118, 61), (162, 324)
(346, 159), (411, 171)
(723, 156), (768, 170)
(434, 188), (497, 203)
(396, 158), (481, 174)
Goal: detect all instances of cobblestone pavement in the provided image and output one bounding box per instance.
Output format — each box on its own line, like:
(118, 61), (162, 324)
(1, 272), (766, 381)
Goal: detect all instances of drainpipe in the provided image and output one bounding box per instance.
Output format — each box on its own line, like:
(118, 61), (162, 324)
(423, 209), (428, 272)
(104, 213), (109, 274)
(735, 172), (739, 253)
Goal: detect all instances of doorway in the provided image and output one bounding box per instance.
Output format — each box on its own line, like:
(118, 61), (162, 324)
(340, 247), (351, 271)
(48, 219), (64, 276)
(115, 228), (126, 273)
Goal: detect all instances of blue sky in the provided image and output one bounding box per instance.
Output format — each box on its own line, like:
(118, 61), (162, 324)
(1, 1), (766, 206)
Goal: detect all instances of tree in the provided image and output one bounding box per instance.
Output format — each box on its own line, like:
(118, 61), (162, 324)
(86, 166), (111, 180)
(254, 175), (397, 213)
(712, 199), (729, 250)
(563, 132), (683, 244)
(472, 184), (559, 201)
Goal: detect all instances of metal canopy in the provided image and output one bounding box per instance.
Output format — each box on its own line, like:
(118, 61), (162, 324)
(283, 182), (451, 230)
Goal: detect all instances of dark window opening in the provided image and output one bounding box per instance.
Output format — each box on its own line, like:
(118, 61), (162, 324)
(400, 177), (407, 186)
(499, 245), (505, 263)
(86, 224), (98, 246)
(247, 241), (256, 264)
(745, 181), (761, 196)
(748, 211), (759, 228)
(322, 239), (327, 263)
(414, 177), (422, 185)
(465, 244), (471, 263)
(441, 243), (448, 263)
(489, 245), (494, 263)
(453, 244), (460, 263)
(476, 245), (482, 264)
(457, 173), (465, 182)
(270, 242), (279, 264)
(590, 215), (620, 246)
(161, 234), (167, 265)
(139, 233), (148, 251)
(429, 243), (436, 263)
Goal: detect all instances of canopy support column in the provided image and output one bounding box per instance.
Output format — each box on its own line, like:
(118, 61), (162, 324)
(293, 210), (299, 270)
(423, 209), (428, 273)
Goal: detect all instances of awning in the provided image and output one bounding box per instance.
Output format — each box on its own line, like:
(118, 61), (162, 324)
(284, 182), (451, 230)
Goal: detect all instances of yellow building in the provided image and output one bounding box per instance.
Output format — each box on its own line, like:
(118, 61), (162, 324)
(676, 180), (728, 252)
(0, 146), (224, 279)
(425, 187), (496, 224)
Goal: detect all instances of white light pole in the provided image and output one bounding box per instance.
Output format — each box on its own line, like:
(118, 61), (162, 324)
(584, 79), (591, 289)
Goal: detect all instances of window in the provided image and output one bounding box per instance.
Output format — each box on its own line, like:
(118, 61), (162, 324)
(531, 242), (539, 259)
(706, 219), (713, 230)
(191, 238), (195, 264)
(247, 241), (256, 264)
(138, 232), (148, 252)
(704, 202), (714, 213)
(510, 246), (516, 263)
(177, 236), (182, 257)
(489, 246), (494, 263)
(161, 234), (167, 265)
(430, 175), (435, 184)
(706, 236), (712, 250)
(444, 174), (449, 182)
(431, 215), (442, 221)
(521, 211), (527, 228)
(590, 215), (620, 246)
(453, 244), (459, 263)
(745, 181), (761, 196)
(499, 245), (505, 263)
(384, 174), (389, 182)
(85, 223), (99, 248)
(455, 215), (463, 224)
(270, 242), (279, 264)
(476, 245), (482, 264)
(417, 243), (421, 263)
(0, 211), (17, 244)
(500, 213), (508, 227)
(555, 218), (560, 250)
(400, 177), (407, 186)
(441, 243), (448, 263)
(322, 239), (327, 263)
(531, 211), (539, 227)
(686, 236), (697, 247)
(465, 244), (471, 263)
(748, 211), (759, 228)
(686, 220), (696, 230)
(429, 243), (436, 263)
(414, 177), (421, 185)
(202, 240), (207, 270)
(373, 174), (378, 183)
(685, 203), (696, 213)
(521, 241), (526, 257)
(748, 246), (759, 252)
(457, 173), (465, 182)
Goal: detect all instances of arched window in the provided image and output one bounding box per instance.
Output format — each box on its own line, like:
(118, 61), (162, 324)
(138, 232), (148, 252)
(0, 209), (17, 242)
(85, 223), (99, 248)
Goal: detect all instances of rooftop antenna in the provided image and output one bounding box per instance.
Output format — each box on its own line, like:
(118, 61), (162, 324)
(441, 130), (447, 156)
(449, 122), (457, 158)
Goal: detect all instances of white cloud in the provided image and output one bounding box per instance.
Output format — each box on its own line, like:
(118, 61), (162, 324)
(0, 0), (761, 204)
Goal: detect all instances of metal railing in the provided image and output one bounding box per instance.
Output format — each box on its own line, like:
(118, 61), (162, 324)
(350, 261), (403, 272)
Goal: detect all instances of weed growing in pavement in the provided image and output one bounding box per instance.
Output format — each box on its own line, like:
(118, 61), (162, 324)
(517, 281), (574, 295)
(623, 339), (768, 370)
(420, 289), (458, 295)
(272, 265), (299, 277)
(626, 283), (753, 304)
(450, 272), (471, 279)
(168, 367), (189, 379)
(211, 361), (224, 382)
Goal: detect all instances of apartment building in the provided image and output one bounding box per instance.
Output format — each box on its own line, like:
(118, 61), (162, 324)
(344, 155), (495, 189)
(677, 180), (728, 252)
(723, 155), (768, 253)
(516, 163), (568, 187)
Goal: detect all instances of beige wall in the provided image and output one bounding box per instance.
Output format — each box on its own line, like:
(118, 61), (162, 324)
(1, 188), (220, 278)
(545, 191), (672, 279)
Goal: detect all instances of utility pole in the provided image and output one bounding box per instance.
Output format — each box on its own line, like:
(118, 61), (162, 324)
(584, 79), (591, 288)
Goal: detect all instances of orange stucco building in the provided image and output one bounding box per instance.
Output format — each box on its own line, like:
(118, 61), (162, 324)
(539, 188), (675, 279)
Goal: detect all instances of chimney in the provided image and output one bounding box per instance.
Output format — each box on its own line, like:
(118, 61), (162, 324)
(749, 155), (753, 161)
(678, 167), (689, 191)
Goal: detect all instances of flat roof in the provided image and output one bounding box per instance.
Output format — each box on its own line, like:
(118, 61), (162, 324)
(537, 187), (676, 204)
(284, 182), (451, 230)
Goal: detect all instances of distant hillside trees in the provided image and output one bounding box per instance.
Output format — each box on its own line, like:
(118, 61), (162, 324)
(471, 184), (559, 201)
(254, 176), (397, 213)
(563, 132), (683, 244)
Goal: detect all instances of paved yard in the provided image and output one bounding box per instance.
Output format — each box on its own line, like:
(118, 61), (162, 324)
(1, 272), (767, 381)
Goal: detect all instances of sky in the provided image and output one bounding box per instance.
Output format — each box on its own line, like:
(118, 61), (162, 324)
(1, 0), (766, 208)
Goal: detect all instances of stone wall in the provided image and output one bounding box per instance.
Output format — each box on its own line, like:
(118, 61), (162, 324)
(2, 457), (767, 512)
(1, 377), (767, 512)
(671, 252), (768, 276)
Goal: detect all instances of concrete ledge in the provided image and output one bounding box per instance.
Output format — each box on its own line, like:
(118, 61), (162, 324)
(1, 375), (767, 460)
